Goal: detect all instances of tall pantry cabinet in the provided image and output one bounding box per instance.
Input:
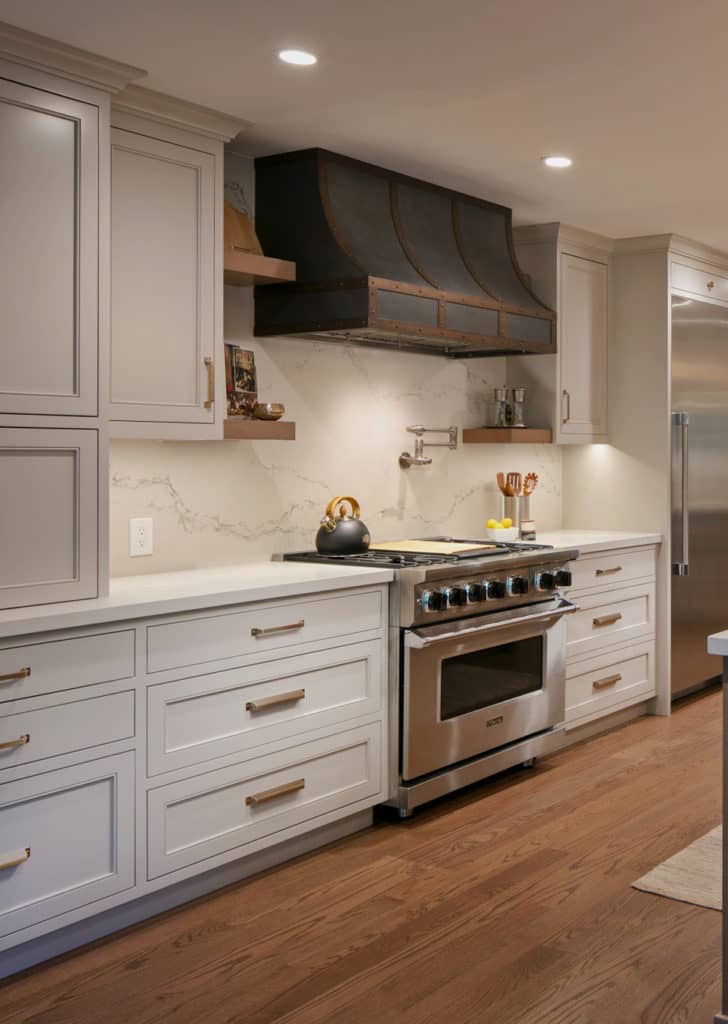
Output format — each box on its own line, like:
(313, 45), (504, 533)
(0, 23), (143, 609)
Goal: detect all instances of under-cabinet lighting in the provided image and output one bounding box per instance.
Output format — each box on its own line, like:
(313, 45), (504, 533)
(278, 49), (317, 66)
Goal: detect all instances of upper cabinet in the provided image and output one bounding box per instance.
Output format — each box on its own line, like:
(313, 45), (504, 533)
(509, 224), (611, 445)
(559, 252), (608, 438)
(109, 88), (244, 440)
(0, 77), (99, 417)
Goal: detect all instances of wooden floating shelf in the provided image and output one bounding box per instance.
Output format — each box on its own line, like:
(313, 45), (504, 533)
(462, 427), (553, 444)
(224, 250), (296, 287)
(223, 419), (296, 441)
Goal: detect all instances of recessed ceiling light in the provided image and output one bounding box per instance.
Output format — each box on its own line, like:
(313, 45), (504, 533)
(278, 49), (317, 66)
(542, 155), (572, 169)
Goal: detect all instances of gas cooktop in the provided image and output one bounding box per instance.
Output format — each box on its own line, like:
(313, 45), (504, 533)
(284, 537), (553, 568)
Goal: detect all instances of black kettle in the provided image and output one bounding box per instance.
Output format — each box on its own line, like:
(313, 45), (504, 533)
(316, 496), (371, 555)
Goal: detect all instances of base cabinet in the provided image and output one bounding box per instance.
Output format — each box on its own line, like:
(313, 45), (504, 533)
(563, 545), (657, 730)
(0, 583), (388, 973)
(0, 752), (135, 943)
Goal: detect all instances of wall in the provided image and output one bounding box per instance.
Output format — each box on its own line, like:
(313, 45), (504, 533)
(109, 282), (563, 576)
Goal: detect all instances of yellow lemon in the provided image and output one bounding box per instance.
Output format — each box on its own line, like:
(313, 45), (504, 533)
(486, 518), (499, 529)
(501, 517), (513, 529)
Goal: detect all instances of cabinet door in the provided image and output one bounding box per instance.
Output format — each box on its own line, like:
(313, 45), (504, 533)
(0, 78), (99, 416)
(0, 429), (98, 608)
(110, 129), (216, 427)
(559, 253), (608, 439)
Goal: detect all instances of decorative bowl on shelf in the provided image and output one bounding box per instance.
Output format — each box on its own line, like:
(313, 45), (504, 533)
(253, 402), (285, 421)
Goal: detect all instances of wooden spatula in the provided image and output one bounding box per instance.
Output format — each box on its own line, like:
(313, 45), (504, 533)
(523, 472), (539, 496)
(507, 472), (522, 496)
(496, 472), (509, 496)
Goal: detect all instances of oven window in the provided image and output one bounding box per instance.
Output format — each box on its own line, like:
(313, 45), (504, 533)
(440, 636), (544, 720)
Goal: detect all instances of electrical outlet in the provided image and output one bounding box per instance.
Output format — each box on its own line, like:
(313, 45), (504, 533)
(129, 517), (153, 557)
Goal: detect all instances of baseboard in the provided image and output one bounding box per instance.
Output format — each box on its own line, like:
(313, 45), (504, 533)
(0, 809), (372, 981)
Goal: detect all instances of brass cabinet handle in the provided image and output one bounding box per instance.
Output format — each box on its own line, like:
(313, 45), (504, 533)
(246, 688), (305, 712)
(0, 734), (29, 751)
(251, 620), (305, 638)
(203, 356), (214, 409)
(592, 673), (623, 691)
(562, 389), (571, 424)
(593, 612), (623, 628)
(595, 566), (623, 576)
(245, 778), (305, 807)
(0, 667), (31, 685)
(0, 847), (30, 871)
(707, 280), (715, 290)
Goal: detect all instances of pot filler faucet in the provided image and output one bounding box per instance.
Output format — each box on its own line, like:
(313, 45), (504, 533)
(399, 425), (458, 468)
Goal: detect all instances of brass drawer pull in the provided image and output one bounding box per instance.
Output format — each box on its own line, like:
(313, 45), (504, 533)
(595, 566), (622, 576)
(0, 734), (29, 752)
(245, 778), (305, 807)
(246, 688), (305, 712)
(562, 388), (571, 424)
(593, 612), (623, 628)
(0, 667), (31, 685)
(592, 673), (623, 691)
(707, 280), (715, 290)
(251, 620), (305, 638)
(203, 356), (215, 410)
(0, 847), (30, 871)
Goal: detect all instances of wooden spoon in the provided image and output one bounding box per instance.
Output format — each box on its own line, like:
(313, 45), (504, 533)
(496, 472), (509, 496)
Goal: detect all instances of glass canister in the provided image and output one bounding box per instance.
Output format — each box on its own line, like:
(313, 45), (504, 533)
(493, 386), (508, 428)
(510, 386), (526, 428)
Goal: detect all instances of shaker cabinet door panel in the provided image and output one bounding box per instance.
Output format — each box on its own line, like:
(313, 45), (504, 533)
(110, 129), (216, 426)
(559, 253), (608, 439)
(0, 429), (98, 608)
(0, 77), (98, 417)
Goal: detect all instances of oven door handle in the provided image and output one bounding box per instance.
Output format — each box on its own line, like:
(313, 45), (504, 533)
(404, 598), (579, 650)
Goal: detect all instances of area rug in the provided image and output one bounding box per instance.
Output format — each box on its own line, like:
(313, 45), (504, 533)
(632, 826), (722, 910)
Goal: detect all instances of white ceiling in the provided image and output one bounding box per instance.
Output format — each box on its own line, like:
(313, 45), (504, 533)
(3, 0), (728, 247)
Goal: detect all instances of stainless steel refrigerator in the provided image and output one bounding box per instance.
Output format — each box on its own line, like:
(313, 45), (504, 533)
(671, 296), (728, 698)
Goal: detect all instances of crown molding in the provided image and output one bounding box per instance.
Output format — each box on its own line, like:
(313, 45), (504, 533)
(513, 221), (614, 254)
(112, 85), (249, 142)
(0, 20), (145, 93)
(614, 233), (728, 268)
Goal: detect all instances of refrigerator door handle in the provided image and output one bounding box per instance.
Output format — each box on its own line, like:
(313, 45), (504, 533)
(672, 411), (690, 575)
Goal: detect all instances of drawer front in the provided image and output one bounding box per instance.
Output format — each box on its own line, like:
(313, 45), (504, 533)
(566, 641), (655, 727)
(0, 690), (135, 772)
(570, 546), (656, 593)
(148, 724), (381, 878)
(672, 262), (728, 303)
(0, 631), (136, 704)
(146, 589), (383, 674)
(567, 582), (655, 660)
(0, 752), (134, 938)
(148, 640), (383, 776)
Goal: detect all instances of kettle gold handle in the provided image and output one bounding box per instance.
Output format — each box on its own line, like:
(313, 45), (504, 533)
(325, 496), (361, 519)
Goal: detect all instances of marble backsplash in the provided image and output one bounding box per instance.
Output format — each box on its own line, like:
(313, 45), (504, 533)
(109, 285), (563, 577)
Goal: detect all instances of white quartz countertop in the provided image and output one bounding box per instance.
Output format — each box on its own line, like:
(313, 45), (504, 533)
(708, 632), (728, 656)
(0, 563), (394, 640)
(533, 530), (662, 555)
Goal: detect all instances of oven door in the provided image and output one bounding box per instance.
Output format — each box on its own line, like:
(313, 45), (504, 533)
(402, 597), (577, 781)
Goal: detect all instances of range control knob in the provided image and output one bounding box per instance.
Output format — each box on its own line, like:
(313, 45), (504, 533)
(447, 586), (468, 607)
(555, 569), (573, 588)
(421, 589), (447, 612)
(466, 582), (486, 602)
(509, 576), (530, 596)
(487, 580), (507, 599)
(535, 572), (556, 592)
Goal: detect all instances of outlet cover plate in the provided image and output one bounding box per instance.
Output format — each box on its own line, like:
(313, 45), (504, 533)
(129, 517), (153, 557)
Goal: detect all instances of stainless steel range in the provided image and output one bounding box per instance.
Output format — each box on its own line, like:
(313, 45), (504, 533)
(284, 538), (578, 816)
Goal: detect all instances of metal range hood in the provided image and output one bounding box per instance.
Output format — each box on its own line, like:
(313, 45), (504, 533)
(254, 148), (555, 358)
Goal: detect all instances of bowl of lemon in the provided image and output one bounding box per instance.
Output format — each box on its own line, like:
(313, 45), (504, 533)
(484, 518), (519, 542)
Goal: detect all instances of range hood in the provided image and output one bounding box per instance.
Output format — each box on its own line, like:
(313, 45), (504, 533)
(254, 148), (555, 358)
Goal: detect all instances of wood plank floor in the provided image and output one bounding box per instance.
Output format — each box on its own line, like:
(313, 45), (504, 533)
(0, 688), (722, 1024)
